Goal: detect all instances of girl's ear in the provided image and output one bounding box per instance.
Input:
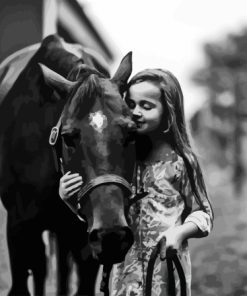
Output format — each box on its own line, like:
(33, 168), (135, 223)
(111, 52), (132, 94)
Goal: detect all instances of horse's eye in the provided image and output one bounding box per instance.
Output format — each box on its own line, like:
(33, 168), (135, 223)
(125, 98), (135, 109)
(62, 134), (76, 149)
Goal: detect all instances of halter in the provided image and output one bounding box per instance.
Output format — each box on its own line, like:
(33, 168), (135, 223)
(49, 114), (133, 211)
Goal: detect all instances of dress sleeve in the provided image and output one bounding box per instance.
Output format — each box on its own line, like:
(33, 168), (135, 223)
(179, 159), (213, 236)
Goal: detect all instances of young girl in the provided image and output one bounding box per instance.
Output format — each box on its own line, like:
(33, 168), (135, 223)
(59, 69), (214, 296)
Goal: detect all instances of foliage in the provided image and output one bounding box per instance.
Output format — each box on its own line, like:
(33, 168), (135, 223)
(191, 27), (247, 193)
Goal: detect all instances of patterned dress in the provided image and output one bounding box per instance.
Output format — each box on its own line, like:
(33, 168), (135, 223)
(111, 151), (213, 296)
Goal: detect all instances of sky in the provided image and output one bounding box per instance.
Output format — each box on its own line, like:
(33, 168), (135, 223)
(80, 0), (247, 118)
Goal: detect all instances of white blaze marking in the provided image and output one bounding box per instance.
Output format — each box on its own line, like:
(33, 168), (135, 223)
(89, 111), (107, 133)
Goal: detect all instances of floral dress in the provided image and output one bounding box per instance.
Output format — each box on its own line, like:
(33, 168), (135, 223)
(111, 151), (213, 296)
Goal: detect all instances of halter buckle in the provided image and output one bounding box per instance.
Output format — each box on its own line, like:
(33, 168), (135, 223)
(49, 126), (59, 146)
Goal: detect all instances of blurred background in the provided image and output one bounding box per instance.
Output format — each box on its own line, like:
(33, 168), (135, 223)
(0, 0), (247, 295)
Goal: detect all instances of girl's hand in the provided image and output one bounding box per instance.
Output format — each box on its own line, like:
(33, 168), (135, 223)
(157, 226), (184, 260)
(59, 171), (83, 206)
(157, 222), (199, 260)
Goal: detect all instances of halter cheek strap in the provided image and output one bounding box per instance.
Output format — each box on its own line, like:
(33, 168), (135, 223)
(49, 115), (63, 173)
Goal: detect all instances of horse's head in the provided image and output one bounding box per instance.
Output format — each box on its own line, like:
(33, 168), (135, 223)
(40, 53), (136, 264)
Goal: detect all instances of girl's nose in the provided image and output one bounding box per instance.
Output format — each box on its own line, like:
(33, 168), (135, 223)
(132, 106), (142, 117)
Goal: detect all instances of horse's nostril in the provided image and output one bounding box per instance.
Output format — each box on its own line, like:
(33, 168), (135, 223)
(89, 229), (100, 243)
(89, 227), (134, 264)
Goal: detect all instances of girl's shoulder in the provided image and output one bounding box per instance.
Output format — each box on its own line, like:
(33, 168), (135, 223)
(144, 151), (185, 181)
(148, 149), (185, 167)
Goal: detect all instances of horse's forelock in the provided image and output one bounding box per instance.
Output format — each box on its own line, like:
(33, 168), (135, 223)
(77, 74), (103, 106)
(63, 73), (103, 120)
(67, 63), (105, 82)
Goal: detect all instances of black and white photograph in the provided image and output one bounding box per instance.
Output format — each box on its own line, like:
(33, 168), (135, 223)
(0, 0), (246, 295)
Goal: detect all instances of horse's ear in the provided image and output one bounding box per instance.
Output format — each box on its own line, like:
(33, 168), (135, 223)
(38, 63), (76, 98)
(111, 52), (132, 93)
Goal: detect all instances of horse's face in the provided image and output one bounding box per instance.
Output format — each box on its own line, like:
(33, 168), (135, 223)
(40, 53), (136, 264)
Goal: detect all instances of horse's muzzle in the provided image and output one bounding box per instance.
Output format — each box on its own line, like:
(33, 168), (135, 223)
(89, 226), (134, 264)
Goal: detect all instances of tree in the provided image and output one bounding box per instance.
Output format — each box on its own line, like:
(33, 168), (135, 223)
(191, 27), (247, 193)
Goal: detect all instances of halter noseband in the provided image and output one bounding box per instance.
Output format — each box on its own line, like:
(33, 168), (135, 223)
(49, 115), (133, 211)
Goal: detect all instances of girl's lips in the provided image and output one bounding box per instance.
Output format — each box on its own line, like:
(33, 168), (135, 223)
(136, 121), (144, 128)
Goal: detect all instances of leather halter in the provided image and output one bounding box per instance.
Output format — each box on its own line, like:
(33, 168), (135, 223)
(49, 114), (133, 209)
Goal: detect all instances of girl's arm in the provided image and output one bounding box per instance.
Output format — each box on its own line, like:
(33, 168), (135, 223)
(181, 161), (213, 238)
(158, 159), (213, 258)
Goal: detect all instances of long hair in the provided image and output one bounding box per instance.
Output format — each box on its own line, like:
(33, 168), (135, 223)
(127, 69), (213, 218)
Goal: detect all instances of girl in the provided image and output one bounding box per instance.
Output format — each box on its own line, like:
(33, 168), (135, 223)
(59, 69), (214, 296)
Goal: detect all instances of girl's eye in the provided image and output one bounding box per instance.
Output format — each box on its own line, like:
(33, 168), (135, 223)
(142, 103), (153, 110)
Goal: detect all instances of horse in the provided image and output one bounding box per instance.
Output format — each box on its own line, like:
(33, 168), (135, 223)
(0, 34), (136, 296)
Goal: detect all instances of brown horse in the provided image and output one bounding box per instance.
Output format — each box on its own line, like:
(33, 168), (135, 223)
(0, 34), (135, 296)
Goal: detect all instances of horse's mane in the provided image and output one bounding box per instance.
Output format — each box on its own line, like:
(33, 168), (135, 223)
(36, 35), (81, 76)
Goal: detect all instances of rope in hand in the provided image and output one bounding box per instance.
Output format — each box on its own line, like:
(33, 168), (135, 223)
(145, 237), (187, 296)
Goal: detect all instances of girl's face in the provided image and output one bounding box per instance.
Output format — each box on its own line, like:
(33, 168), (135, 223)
(126, 81), (164, 135)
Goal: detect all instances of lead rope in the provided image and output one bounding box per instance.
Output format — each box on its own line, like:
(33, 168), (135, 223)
(100, 264), (113, 296)
(145, 239), (187, 296)
(129, 163), (148, 205)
